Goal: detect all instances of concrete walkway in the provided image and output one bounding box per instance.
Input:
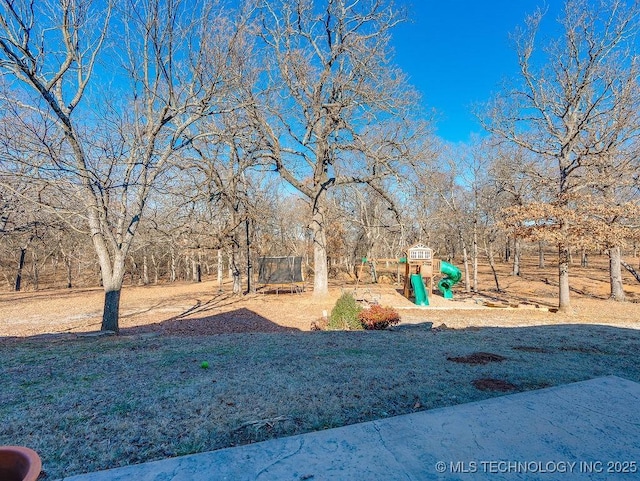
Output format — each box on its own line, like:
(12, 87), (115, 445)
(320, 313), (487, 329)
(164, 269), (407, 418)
(59, 376), (640, 480)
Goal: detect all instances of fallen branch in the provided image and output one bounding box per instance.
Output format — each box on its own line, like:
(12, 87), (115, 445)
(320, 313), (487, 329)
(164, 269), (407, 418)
(621, 260), (640, 284)
(235, 415), (290, 432)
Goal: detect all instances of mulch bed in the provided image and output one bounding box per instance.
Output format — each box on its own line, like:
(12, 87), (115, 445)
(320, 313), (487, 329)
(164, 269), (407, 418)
(472, 378), (518, 392)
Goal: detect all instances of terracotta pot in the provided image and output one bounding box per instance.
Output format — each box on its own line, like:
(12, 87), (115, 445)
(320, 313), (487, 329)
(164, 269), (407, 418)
(0, 446), (42, 481)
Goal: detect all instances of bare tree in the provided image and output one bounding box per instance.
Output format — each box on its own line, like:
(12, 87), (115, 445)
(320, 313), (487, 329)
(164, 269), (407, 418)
(584, 146), (640, 300)
(247, 0), (427, 295)
(190, 118), (266, 295)
(0, 0), (250, 331)
(580, 69), (640, 300)
(483, 0), (640, 312)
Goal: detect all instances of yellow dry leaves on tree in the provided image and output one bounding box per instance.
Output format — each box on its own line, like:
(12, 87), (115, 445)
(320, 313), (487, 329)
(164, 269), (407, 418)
(498, 198), (639, 250)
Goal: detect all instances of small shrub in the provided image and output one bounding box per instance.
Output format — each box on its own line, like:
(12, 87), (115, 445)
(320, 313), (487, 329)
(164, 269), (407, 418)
(357, 305), (401, 330)
(328, 293), (363, 330)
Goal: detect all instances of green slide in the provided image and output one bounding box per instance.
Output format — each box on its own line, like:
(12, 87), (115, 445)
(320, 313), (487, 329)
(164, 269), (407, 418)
(438, 261), (462, 299)
(410, 274), (429, 306)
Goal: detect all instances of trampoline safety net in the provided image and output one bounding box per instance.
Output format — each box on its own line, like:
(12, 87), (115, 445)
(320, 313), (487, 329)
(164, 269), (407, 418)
(258, 256), (304, 284)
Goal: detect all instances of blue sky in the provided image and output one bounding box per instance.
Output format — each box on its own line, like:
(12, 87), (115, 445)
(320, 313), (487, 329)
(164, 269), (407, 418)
(392, 1), (562, 143)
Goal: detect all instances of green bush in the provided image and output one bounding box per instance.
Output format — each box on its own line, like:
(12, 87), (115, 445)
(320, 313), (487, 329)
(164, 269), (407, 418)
(358, 305), (401, 330)
(328, 293), (363, 330)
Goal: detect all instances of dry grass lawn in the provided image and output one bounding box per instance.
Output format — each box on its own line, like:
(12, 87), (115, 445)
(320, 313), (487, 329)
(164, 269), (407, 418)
(1, 255), (639, 480)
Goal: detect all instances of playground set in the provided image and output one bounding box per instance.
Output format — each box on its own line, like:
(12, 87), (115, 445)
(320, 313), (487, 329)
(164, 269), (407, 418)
(256, 245), (461, 306)
(400, 243), (461, 306)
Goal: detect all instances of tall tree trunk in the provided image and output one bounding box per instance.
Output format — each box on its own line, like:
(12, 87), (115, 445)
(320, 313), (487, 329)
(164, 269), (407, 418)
(169, 247), (176, 282)
(472, 219), (478, 292)
(52, 253), (59, 280)
(90, 212), (129, 332)
(538, 241), (545, 268)
(511, 236), (521, 276)
(151, 253), (159, 284)
(462, 244), (470, 293)
(142, 252), (149, 285)
(557, 169), (572, 313)
(310, 199), (329, 295)
(184, 253), (191, 281)
(558, 241), (571, 312)
(32, 248), (39, 290)
(217, 249), (223, 291)
(192, 252), (202, 283)
(197, 251), (202, 282)
(102, 288), (121, 332)
(14, 246), (27, 292)
(458, 229), (470, 293)
(230, 240), (241, 295)
(608, 246), (625, 301)
(66, 254), (73, 288)
(99, 254), (126, 332)
(485, 238), (501, 292)
(245, 219), (252, 293)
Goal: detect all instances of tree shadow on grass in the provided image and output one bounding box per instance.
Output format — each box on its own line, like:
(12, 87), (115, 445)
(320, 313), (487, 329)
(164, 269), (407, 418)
(474, 289), (557, 308)
(157, 292), (247, 320)
(121, 307), (300, 336)
(0, 296), (299, 342)
(0, 287), (103, 303)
